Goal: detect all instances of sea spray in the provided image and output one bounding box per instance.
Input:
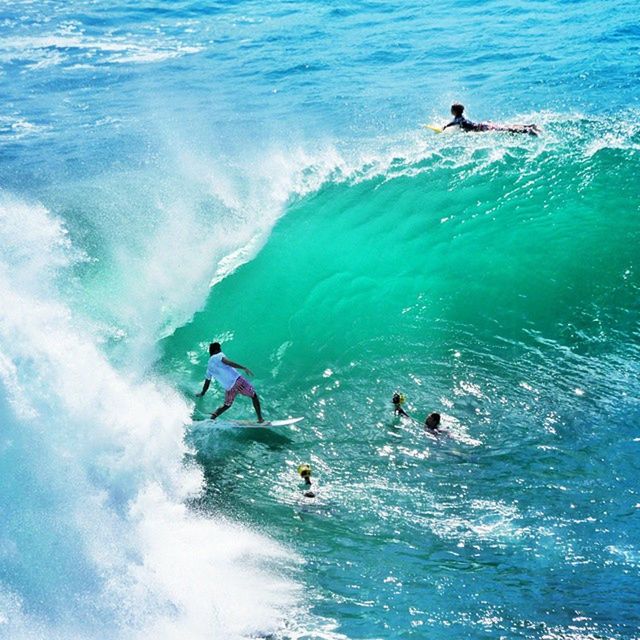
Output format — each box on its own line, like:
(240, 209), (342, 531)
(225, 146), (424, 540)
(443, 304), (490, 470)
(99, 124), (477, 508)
(0, 195), (299, 639)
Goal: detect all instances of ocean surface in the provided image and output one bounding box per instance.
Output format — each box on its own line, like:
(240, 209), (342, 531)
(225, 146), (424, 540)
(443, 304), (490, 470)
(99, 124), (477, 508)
(1, 1), (639, 638)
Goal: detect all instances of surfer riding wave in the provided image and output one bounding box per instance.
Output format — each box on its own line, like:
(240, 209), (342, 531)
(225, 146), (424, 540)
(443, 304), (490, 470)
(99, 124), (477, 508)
(196, 342), (264, 423)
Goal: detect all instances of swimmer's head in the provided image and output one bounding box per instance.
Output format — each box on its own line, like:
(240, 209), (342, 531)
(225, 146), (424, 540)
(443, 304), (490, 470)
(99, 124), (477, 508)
(392, 392), (405, 406)
(425, 412), (441, 430)
(298, 464), (312, 479)
(451, 103), (464, 117)
(209, 342), (221, 355)
(298, 463), (313, 486)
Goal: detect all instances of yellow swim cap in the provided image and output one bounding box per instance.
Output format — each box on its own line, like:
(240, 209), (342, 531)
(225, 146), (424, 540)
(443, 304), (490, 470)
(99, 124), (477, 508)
(297, 464), (312, 477)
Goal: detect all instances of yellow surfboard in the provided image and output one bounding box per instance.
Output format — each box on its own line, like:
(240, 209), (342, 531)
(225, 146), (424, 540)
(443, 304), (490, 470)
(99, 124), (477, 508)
(422, 124), (443, 133)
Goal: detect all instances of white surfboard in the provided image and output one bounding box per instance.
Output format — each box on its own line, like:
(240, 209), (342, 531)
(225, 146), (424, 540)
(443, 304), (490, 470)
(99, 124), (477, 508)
(195, 416), (304, 428)
(228, 417), (304, 428)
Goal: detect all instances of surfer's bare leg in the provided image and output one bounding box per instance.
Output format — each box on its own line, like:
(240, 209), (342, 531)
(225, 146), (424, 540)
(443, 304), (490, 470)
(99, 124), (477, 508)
(211, 404), (231, 420)
(252, 394), (264, 423)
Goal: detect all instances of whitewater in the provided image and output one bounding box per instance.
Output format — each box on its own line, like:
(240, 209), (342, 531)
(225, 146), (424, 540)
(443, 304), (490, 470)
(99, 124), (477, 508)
(1, 1), (639, 639)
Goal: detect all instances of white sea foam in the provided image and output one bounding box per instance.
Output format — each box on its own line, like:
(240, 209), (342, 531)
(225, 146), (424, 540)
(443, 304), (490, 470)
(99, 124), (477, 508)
(0, 34), (202, 67)
(0, 116), (48, 140)
(0, 194), (298, 639)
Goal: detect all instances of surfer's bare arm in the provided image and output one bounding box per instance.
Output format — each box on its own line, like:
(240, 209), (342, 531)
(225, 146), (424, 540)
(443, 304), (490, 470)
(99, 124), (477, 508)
(196, 379), (211, 397)
(222, 357), (254, 377)
(442, 120), (456, 130)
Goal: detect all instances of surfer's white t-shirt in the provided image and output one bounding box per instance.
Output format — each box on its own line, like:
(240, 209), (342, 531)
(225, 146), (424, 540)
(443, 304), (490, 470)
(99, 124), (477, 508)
(206, 352), (240, 390)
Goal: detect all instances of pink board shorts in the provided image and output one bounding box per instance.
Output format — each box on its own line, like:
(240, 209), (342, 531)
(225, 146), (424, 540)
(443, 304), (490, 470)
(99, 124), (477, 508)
(224, 376), (256, 406)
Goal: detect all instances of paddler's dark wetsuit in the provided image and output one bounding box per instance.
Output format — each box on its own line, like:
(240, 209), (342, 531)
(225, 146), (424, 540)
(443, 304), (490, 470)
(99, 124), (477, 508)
(443, 115), (492, 132)
(444, 115), (538, 135)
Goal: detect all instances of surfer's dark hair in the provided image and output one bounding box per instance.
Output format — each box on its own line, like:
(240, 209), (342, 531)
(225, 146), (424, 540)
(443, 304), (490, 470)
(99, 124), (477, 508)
(451, 103), (464, 116)
(426, 412), (441, 427)
(209, 342), (222, 355)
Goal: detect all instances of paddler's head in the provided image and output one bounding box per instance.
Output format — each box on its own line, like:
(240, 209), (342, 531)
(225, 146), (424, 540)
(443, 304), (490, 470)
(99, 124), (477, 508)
(451, 103), (464, 117)
(392, 392), (405, 406)
(209, 342), (221, 355)
(425, 412), (441, 430)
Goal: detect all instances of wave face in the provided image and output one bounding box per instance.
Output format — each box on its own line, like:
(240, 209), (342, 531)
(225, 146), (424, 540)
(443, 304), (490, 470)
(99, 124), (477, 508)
(163, 123), (640, 639)
(2, 0), (640, 639)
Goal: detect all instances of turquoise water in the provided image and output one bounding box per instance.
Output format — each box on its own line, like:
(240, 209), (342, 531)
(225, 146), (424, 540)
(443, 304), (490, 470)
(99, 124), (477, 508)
(1, 1), (639, 639)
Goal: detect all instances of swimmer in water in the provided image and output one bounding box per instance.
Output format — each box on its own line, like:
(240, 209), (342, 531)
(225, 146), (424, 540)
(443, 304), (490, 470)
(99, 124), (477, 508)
(390, 393), (443, 436)
(424, 412), (442, 434)
(392, 392), (409, 417)
(442, 103), (540, 136)
(298, 464), (316, 498)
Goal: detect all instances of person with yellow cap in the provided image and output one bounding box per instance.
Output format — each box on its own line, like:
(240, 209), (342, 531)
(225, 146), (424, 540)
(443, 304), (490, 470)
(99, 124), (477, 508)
(392, 392), (409, 417)
(297, 464), (315, 498)
(392, 393), (444, 436)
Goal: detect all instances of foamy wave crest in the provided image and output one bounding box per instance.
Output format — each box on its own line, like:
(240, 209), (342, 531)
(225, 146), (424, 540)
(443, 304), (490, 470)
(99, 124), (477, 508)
(109, 111), (601, 353)
(0, 35), (202, 68)
(0, 194), (298, 639)
(129, 111), (634, 344)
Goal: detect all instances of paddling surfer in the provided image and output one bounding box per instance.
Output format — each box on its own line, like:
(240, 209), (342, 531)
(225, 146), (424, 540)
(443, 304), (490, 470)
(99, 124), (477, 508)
(442, 103), (539, 135)
(196, 342), (264, 422)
